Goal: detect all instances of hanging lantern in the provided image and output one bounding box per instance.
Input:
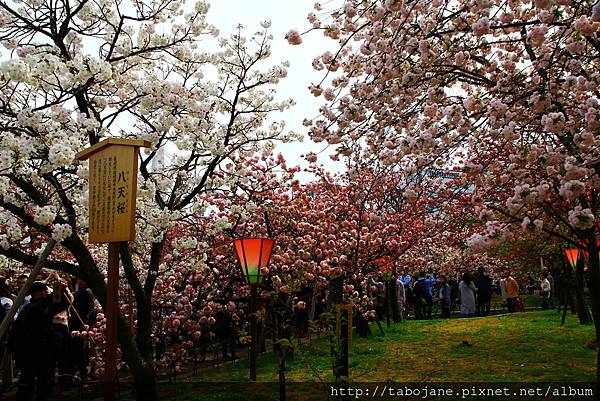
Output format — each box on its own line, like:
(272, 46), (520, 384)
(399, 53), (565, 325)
(376, 256), (392, 280)
(234, 238), (275, 285)
(564, 249), (580, 270)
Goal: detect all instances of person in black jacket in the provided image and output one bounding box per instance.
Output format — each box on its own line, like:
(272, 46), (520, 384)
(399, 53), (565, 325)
(412, 274), (428, 320)
(69, 279), (97, 383)
(474, 267), (493, 316)
(10, 281), (72, 401)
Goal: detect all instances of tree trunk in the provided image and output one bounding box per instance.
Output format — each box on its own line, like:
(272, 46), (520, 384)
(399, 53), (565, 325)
(274, 308), (288, 401)
(570, 293), (578, 314)
(560, 285), (569, 326)
(575, 256), (592, 324)
(561, 296), (568, 326)
(355, 312), (372, 338)
(117, 311), (158, 401)
(389, 279), (400, 322)
(278, 348), (286, 401)
(560, 259), (578, 314)
(584, 238), (600, 394)
(132, 365), (158, 401)
(135, 298), (154, 360)
(258, 299), (272, 356)
(62, 236), (159, 401)
(385, 281), (391, 328)
(327, 275), (348, 382)
(272, 307), (278, 357)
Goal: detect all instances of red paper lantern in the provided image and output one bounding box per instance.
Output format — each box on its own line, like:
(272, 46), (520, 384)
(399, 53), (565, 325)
(234, 238), (275, 285)
(375, 256), (391, 278)
(564, 249), (580, 270)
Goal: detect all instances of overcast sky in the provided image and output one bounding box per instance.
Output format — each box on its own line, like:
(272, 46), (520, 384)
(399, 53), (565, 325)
(207, 0), (345, 176)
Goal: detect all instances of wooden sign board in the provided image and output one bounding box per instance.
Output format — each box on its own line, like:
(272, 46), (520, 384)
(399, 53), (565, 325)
(75, 139), (151, 243)
(336, 303), (353, 347)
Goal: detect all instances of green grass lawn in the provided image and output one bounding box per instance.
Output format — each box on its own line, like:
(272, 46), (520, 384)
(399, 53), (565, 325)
(512, 293), (551, 308)
(103, 311), (595, 401)
(187, 311), (594, 384)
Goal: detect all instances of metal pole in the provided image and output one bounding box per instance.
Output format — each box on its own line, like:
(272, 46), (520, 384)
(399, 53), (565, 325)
(250, 285), (258, 381)
(105, 242), (120, 401)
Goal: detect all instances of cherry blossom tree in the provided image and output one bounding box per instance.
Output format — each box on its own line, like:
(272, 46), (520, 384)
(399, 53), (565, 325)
(218, 159), (462, 321)
(0, 0), (297, 397)
(34, 148), (507, 379)
(149, 154), (458, 349)
(291, 0), (600, 380)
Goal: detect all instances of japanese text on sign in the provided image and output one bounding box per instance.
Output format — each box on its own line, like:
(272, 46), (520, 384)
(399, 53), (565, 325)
(86, 145), (137, 243)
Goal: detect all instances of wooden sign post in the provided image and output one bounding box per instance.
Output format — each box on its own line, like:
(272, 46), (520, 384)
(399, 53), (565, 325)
(75, 139), (150, 401)
(335, 303), (353, 347)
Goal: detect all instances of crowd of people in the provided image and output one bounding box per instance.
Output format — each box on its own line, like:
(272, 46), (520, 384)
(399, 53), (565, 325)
(0, 271), (99, 401)
(0, 265), (558, 401)
(392, 268), (556, 320)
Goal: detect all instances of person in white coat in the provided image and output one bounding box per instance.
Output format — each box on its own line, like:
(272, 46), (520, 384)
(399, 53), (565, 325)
(540, 271), (552, 310)
(395, 277), (406, 321)
(459, 272), (478, 318)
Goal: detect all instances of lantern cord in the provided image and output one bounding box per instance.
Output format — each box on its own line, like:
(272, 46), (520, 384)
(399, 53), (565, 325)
(67, 297), (98, 346)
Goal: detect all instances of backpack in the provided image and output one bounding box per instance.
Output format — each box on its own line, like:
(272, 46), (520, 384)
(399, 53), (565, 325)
(516, 297), (524, 311)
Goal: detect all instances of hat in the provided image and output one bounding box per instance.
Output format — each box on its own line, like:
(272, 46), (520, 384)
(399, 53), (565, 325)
(29, 281), (48, 295)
